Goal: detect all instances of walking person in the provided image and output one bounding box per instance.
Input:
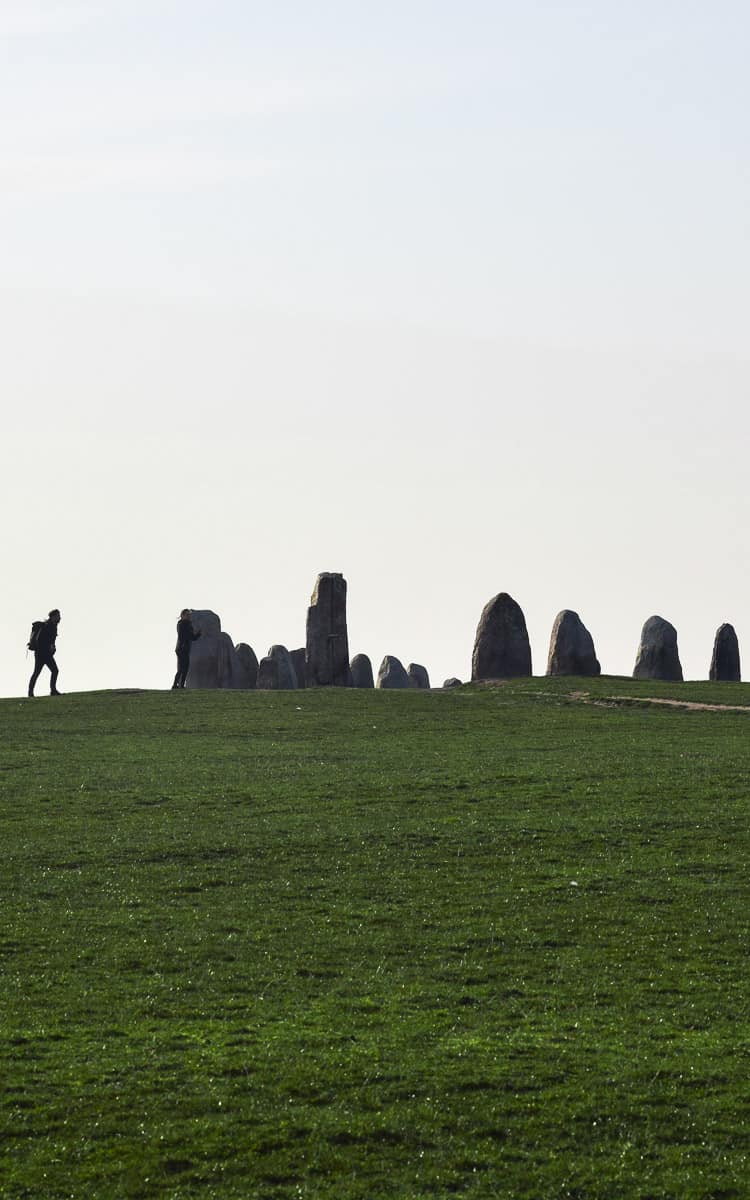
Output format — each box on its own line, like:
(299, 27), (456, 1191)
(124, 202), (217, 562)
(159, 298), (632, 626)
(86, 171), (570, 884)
(173, 608), (201, 689)
(28, 608), (62, 697)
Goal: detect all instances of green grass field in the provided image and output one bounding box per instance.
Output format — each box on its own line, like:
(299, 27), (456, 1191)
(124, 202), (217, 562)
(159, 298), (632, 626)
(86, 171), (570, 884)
(2, 677), (750, 1199)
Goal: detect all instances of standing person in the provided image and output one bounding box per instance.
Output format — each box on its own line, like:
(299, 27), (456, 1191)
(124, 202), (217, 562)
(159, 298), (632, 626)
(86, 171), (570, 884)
(173, 609), (201, 689)
(28, 609), (62, 697)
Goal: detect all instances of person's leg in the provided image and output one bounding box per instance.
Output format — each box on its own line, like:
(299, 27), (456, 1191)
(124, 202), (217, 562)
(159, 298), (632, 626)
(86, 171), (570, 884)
(28, 652), (44, 696)
(48, 654), (60, 694)
(178, 652), (190, 687)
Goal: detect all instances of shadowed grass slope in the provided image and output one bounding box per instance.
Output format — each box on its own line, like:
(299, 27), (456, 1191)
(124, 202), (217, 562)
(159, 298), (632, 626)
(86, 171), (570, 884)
(1, 677), (749, 1198)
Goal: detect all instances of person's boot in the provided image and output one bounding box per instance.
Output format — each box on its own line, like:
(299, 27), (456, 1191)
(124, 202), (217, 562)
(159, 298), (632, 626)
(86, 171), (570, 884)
(28, 688), (34, 698)
(51, 689), (61, 696)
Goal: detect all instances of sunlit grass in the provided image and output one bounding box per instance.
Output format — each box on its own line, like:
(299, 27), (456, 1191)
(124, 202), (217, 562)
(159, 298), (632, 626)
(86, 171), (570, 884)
(2, 678), (749, 1197)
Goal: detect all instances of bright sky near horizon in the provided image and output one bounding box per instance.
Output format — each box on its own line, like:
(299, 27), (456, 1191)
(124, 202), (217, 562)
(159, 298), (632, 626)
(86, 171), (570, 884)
(2, 1), (749, 696)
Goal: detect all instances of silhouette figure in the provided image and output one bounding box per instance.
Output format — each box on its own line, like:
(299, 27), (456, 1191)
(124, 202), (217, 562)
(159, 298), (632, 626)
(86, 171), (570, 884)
(173, 609), (201, 688)
(29, 609), (62, 697)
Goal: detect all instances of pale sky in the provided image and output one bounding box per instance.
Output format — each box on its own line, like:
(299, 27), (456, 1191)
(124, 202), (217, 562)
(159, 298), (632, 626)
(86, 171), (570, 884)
(2, 1), (749, 695)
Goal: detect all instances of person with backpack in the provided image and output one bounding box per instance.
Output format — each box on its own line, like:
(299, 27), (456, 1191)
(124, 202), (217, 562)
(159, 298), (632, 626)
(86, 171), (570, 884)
(28, 609), (62, 697)
(172, 608), (201, 689)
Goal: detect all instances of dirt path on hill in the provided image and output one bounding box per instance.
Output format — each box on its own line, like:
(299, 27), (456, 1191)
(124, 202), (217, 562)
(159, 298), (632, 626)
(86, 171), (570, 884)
(569, 690), (750, 714)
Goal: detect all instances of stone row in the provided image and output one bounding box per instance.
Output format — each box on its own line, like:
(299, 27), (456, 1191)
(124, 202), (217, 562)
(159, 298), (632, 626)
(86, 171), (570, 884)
(184, 577), (742, 689)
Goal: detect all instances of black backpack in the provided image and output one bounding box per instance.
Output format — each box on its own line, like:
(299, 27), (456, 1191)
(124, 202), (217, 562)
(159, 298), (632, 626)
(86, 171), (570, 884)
(28, 620), (44, 652)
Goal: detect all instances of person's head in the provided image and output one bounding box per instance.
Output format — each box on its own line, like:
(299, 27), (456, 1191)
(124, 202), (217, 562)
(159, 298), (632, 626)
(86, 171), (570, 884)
(180, 608), (191, 620)
(49, 609), (61, 623)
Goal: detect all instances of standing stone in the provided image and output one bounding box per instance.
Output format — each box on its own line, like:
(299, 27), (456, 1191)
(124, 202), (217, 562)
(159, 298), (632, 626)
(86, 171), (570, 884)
(443, 677), (462, 689)
(269, 645), (298, 689)
(546, 610), (601, 677)
(633, 616), (683, 681)
(256, 655), (279, 690)
(376, 656), (410, 689)
(290, 648), (307, 689)
(710, 624), (741, 681)
(305, 572), (350, 687)
(186, 610), (251, 689)
(471, 593), (532, 681)
(350, 654), (374, 688)
(235, 643), (259, 689)
(408, 663), (430, 689)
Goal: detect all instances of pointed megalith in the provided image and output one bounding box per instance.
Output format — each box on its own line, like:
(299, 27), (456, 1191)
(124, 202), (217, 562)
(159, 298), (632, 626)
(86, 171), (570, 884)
(408, 663), (430, 689)
(710, 624), (741, 682)
(633, 616), (683, 682)
(350, 654), (374, 688)
(471, 593), (532, 681)
(305, 572), (350, 687)
(186, 610), (251, 689)
(546, 610), (601, 677)
(376, 656), (410, 689)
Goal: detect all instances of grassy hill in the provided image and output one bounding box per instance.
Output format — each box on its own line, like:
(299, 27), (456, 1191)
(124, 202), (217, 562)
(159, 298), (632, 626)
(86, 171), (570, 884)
(2, 678), (749, 1198)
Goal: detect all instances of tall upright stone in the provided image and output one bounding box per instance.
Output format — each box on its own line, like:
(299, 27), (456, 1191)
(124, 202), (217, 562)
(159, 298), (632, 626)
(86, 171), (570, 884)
(235, 643), (259, 689)
(186, 610), (251, 689)
(471, 593), (532, 681)
(408, 663), (430, 689)
(710, 624), (741, 681)
(376, 656), (410, 689)
(305, 572), (350, 687)
(546, 610), (601, 677)
(350, 654), (374, 688)
(633, 616), (683, 682)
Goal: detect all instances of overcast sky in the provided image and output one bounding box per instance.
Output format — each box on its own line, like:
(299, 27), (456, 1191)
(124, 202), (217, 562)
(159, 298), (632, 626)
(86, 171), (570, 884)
(2, 1), (749, 695)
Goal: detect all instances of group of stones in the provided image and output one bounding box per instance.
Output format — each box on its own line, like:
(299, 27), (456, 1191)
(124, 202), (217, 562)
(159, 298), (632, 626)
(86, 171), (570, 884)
(184, 573), (432, 691)
(472, 593), (740, 682)
(183, 574), (741, 690)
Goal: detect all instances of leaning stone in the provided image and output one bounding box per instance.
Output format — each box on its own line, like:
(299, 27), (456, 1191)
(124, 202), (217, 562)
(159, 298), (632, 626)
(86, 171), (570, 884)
(546, 610), (601, 676)
(471, 593), (532, 680)
(290, 648), (307, 689)
(710, 624), (741, 681)
(350, 654), (374, 688)
(305, 572), (350, 686)
(408, 663), (430, 689)
(443, 677), (462, 689)
(267, 645), (298, 690)
(186, 610), (250, 689)
(235, 643), (258, 689)
(376, 656), (410, 688)
(633, 616), (683, 681)
(256, 655), (279, 690)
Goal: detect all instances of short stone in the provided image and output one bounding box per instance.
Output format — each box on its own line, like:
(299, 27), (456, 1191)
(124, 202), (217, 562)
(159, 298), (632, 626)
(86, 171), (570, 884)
(376, 656), (410, 689)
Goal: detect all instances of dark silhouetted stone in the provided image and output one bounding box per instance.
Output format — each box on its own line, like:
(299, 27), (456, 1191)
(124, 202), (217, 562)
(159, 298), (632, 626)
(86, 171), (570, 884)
(443, 677), (462, 689)
(306, 572), (350, 687)
(269, 645), (298, 689)
(186, 610), (251, 689)
(408, 663), (430, 689)
(256, 655), (278, 690)
(633, 616), (683, 681)
(350, 654), (374, 688)
(546, 610), (601, 677)
(710, 623), (741, 681)
(235, 643), (258, 689)
(376, 656), (410, 689)
(290, 648), (307, 689)
(471, 593), (532, 680)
